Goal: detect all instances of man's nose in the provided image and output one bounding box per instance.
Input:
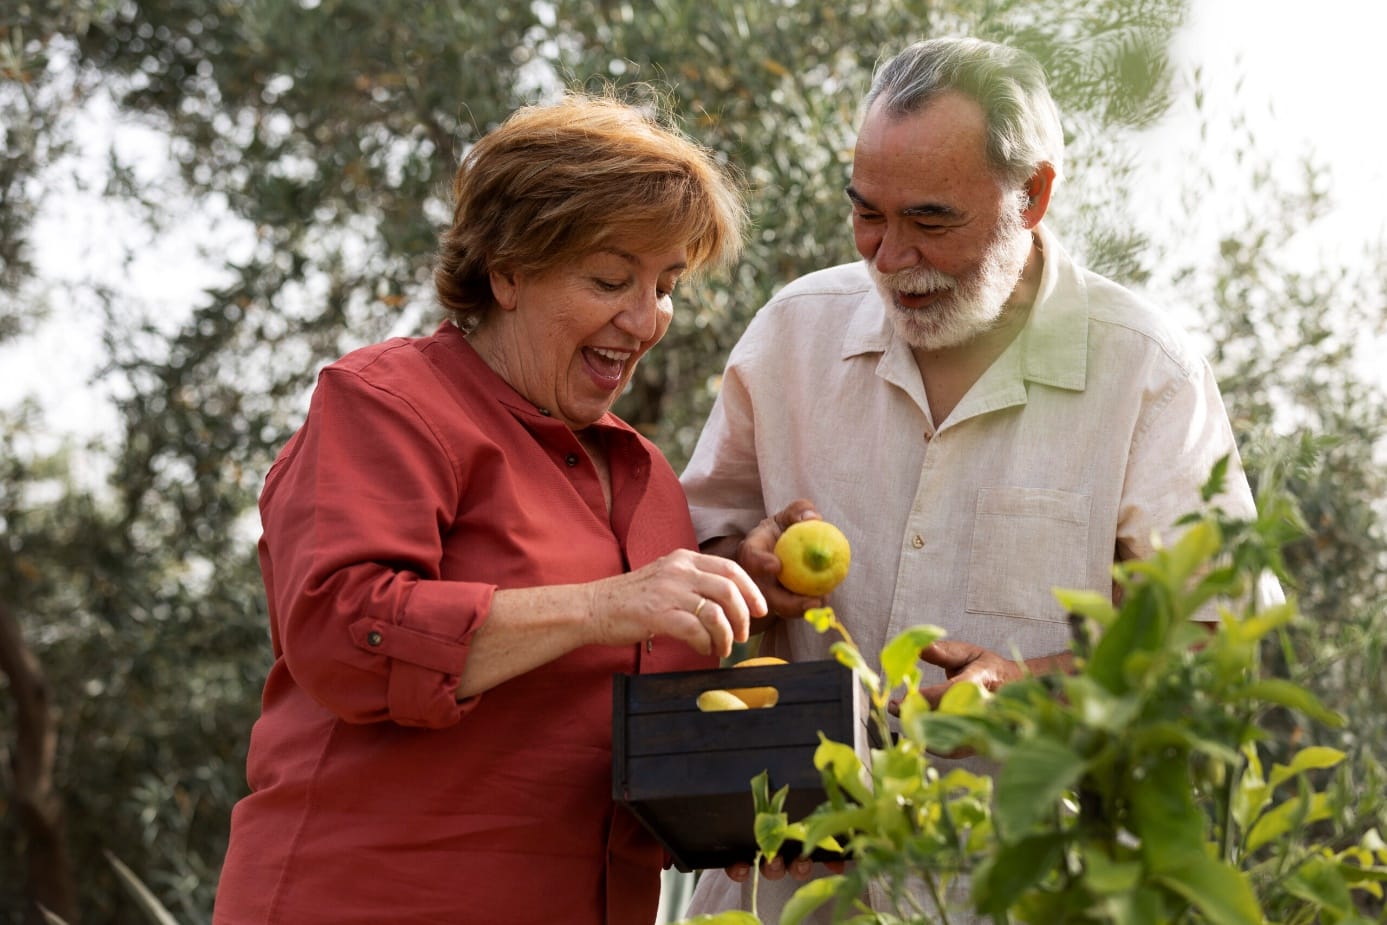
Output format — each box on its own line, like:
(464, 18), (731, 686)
(872, 226), (921, 275)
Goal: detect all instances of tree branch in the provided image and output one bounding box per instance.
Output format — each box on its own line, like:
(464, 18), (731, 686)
(0, 601), (78, 924)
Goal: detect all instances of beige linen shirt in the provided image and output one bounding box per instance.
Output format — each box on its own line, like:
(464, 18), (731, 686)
(680, 225), (1261, 922)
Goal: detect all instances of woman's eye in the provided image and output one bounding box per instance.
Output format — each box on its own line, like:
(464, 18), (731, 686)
(594, 278), (625, 291)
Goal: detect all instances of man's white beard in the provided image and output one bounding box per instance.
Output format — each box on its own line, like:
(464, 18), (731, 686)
(868, 210), (1032, 351)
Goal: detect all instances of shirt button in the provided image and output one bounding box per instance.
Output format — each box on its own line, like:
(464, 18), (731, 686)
(538, 407), (551, 416)
(565, 453), (579, 467)
(367, 631), (383, 646)
(911, 534), (925, 549)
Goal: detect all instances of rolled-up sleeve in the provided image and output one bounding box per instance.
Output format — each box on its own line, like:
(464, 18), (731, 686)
(1120, 357), (1256, 562)
(260, 367), (491, 728)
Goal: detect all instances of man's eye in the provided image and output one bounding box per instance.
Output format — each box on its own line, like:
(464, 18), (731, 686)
(594, 279), (625, 291)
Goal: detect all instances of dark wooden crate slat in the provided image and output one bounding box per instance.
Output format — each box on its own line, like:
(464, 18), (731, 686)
(623, 700), (857, 756)
(628, 788), (843, 872)
(620, 743), (824, 800)
(621, 660), (850, 713)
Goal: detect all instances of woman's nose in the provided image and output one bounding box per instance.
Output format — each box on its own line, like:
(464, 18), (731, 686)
(616, 289), (662, 342)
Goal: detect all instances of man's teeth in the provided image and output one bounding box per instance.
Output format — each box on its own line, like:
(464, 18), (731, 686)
(591, 348), (629, 362)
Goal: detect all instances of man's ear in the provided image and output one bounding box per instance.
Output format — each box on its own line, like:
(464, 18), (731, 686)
(489, 267), (519, 311)
(1020, 163), (1056, 228)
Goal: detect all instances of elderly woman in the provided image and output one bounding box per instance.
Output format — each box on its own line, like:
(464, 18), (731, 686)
(213, 93), (763, 925)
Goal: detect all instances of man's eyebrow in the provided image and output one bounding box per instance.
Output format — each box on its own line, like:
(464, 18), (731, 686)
(844, 186), (959, 219)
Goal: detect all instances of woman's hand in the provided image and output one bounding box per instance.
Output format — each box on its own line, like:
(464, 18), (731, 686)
(587, 549), (768, 658)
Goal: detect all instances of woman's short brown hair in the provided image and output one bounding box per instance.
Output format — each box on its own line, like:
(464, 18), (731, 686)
(434, 90), (746, 331)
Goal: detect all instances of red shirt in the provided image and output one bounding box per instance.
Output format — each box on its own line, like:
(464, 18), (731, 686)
(214, 322), (711, 924)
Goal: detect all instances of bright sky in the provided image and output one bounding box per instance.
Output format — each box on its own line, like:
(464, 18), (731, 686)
(4, 2), (1385, 451)
(1139, 0), (1387, 261)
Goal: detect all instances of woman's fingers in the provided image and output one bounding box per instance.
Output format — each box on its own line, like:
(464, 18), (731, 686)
(593, 548), (773, 655)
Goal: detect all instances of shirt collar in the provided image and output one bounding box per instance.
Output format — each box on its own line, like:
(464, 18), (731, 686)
(1018, 223), (1089, 392)
(433, 320), (634, 435)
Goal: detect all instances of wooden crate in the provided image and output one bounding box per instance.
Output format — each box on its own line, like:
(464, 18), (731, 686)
(612, 659), (868, 872)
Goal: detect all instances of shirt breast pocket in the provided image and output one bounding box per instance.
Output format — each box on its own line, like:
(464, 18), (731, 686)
(965, 487), (1091, 622)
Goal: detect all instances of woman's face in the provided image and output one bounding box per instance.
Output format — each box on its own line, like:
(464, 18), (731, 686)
(483, 240), (687, 429)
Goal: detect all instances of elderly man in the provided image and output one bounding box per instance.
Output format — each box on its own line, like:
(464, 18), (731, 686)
(680, 35), (1263, 922)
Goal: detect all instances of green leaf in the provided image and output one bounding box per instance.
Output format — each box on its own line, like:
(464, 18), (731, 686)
(1064, 674), (1140, 732)
(755, 810), (790, 859)
(813, 735), (872, 805)
(680, 913), (762, 925)
(974, 832), (1066, 916)
(1247, 792), (1333, 854)
(1089, 588), (1165, 693)
(994, 738), (1086, 840)
(780, 875), (848, 925)
(937, 678), (989, 716)
(1165, 519), (1222, 588)
(1130, 754), (1205, 871)
(1202, 454), (1231, 501)
(1093, 885), (1168, 925)
(752, 770), (788, 816)
(1081, 846), (1144, 895)
(880, 624), (947, 688)
(1282, 855), (1353, 918)
(800, 806), (872, 852)
(1222, 599), (1298, 645)
(1235, 679), (1345, 727)
(1154, 856), (1261, 925)
(1268, 745), (1346, 789)
(828, 640), (881, 693)
(1053, 588), (1117, 628)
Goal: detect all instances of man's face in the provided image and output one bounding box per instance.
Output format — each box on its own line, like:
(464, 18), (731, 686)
(849, 92), (1033, 351)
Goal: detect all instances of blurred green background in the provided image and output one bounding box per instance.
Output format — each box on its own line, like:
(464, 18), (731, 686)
(2, 1), (1383, 922)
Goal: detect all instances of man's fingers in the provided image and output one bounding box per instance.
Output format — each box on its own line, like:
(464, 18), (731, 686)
(919, 640), (980, 672)
(917, 680), (950, 709)
(772, 498), (820, 531)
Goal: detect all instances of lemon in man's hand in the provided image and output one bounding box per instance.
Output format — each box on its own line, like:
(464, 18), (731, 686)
(773, 520), (851, 597)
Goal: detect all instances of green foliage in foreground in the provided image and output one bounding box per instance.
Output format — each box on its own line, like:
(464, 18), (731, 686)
(684, 464), (1387, 925)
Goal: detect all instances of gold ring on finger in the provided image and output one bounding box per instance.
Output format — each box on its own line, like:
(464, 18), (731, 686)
(693, 596), (707, 618)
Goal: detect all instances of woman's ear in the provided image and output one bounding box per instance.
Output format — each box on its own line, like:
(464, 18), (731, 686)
(489, 268), (519, 311)
(1020, 163), (1056, 228)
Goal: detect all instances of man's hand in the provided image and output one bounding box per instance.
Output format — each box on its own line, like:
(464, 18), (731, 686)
(725, 856), (847, 883)
(916, 641), (1073, 708)
(703, 499), (825, 626)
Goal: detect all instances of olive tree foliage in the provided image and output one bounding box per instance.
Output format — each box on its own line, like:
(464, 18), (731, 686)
(39, 0), (1387, 921)
(1176, 158), (1387, 849)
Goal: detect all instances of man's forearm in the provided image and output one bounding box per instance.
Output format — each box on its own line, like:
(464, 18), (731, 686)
(1023, 650), (1075, 677)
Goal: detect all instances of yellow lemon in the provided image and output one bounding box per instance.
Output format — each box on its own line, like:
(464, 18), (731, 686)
(724, 686), (779, 708)
(696, 689), (750, 712)
(733, 656), (788, 668)
(774, 520), (851, 596)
